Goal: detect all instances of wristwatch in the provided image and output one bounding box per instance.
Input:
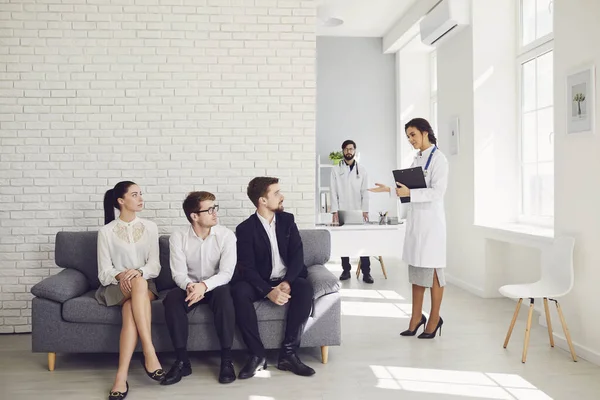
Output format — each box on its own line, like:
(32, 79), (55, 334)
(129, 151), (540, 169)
(136, 268), (143, 278)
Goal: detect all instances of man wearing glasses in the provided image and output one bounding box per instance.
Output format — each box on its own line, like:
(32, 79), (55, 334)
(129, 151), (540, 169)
(161, 191), (237, 385)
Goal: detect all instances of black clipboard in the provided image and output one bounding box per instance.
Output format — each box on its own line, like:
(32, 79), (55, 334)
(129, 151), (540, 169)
(392, 167), (426, 203)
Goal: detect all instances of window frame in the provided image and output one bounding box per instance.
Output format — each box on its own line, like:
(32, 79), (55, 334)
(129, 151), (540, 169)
(516, 0), (554, 227)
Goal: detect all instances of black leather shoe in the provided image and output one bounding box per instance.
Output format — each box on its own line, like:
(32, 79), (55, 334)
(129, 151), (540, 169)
(339, 271), (351, 280)
(238, 355), (267, 379)
(277, 353), (315, 376)
(140, 354), (165, 382)
(160, 360), (192, 386)
(219, 359), (236, 384)
(108, 381), (128, 400)
(362, 273), (374, 284)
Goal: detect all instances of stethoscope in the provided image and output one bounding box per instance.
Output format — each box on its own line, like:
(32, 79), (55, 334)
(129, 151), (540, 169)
(338, 160), (360, 178)
(423, 146), (437, 177)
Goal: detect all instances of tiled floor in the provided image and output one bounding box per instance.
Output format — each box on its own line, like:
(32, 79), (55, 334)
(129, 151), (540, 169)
(2, 259), (599, 399)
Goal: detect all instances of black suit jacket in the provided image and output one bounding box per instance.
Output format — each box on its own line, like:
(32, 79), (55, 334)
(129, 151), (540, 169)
(234, 211), (308, 297)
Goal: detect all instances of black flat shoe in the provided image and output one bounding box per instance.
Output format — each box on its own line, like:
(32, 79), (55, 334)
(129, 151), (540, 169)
(219, 358), (236, 384)
(108, 381), (128, 400)
(418, 317), (443, 339)
(238, 355), (267, 379)
(400, 314), (427, 336)
(160, 360), (192, 386)
(140, 354), (165, 382)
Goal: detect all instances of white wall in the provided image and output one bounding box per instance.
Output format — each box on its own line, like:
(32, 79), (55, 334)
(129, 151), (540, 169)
(554, 0), (600, 363)
(0, 0), (317, 333)
(316, 37), (397, 218)
(435, 26), (487, 295)
(397, 35), (431, 169)
(437, 0), (600, 363)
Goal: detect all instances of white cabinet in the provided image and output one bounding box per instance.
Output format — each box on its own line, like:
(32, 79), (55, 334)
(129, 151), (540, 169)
(316, 157), (335, 224)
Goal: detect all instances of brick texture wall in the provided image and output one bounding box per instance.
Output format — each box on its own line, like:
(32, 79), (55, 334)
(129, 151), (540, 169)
(0, 0), (316, 333)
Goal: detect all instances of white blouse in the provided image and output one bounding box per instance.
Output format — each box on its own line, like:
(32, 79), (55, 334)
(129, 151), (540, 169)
(97, 217), (161, 286)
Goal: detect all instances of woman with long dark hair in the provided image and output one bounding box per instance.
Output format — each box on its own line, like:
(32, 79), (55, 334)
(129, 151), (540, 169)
(97, 181), (164, 399)
(370, 118), (448, 339)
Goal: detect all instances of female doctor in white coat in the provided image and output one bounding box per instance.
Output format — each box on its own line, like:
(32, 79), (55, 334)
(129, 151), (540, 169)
(370, 118), (448, 339)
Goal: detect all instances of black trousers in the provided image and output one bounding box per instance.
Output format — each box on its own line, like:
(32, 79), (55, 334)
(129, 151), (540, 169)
(231, 278), (314, 357)
(163, 284), (235, 351)
(341, 256), (371, 273)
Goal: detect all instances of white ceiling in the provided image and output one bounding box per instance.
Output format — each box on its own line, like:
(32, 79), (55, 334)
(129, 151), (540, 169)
(316, 0), (420, 37)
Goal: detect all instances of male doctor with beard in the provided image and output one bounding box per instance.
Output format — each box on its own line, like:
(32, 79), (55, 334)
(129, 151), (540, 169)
(330, 139), (374, 284)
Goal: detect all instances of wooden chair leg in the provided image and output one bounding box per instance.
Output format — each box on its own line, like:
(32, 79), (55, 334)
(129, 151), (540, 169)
(48, 352), (56, 371)
(503, 298), (522, 348)
(356, 260), (361, 278)
(543, 298), (554, 347)
(554, 300), (577, 362)
(522, 298), (535, 363)
(378, 256), (388, 279)
(321, 346), (329, 364)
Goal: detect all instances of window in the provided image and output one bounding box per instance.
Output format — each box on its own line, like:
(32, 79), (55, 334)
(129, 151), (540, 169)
(518, 0), (554, 224)
(430, 51), (438, 135)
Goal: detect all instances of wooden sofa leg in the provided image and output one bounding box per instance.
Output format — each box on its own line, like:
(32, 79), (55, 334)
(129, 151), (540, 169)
(48, 352), (56, 371)
(321, 346), (329, 364)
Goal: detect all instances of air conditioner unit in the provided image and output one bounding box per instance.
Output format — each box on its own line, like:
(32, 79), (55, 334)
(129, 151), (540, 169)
(420, 0), (470, 47)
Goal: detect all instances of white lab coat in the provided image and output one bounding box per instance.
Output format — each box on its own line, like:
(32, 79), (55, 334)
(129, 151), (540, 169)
(330, 161), (369, 213)
(399, 145), (448, 268)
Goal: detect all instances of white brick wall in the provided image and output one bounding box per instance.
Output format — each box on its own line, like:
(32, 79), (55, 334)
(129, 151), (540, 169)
(0, 0), (317, 333)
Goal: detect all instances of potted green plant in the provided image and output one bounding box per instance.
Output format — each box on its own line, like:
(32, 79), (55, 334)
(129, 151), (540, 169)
(329, 150), (343, 165)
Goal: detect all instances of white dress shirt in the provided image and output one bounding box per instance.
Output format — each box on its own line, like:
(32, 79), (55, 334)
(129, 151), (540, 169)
(169, 224), (237, 291)
(256, 212), (287, 280)
(97, 217), (161, 287)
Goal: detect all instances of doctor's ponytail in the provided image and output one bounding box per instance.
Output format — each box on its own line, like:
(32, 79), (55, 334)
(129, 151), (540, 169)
(405, 118), (437, 146)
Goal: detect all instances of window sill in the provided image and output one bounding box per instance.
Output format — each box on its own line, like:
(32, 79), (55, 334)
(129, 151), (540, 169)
(474, 222), (554, 247)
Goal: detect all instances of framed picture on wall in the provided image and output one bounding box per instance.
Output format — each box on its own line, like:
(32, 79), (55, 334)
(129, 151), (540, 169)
(566, 64), (596, 134)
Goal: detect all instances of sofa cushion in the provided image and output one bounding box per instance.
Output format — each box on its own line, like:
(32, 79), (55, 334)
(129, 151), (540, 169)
(53, 229), (330, 293)
(31, 268), (90, 303)
(155, 235), (177, 292)
(299, 229), (330, 267)
(306, 264), (340, 299)
(55, 231), (102, 289)
(62, 290), (288, 325)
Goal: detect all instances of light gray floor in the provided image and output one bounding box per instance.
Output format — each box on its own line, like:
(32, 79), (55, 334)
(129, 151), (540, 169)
(2, 259), (599, 400)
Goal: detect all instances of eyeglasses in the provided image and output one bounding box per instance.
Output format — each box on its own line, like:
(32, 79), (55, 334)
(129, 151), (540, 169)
(193, 205), (219, 215)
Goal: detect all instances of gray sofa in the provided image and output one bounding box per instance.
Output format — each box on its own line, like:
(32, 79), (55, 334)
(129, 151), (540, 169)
(31, 229), (341, 371)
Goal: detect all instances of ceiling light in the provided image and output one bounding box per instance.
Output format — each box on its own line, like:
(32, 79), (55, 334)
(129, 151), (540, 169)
(317, 4), (343, 28)
(320, 17), (344, 27)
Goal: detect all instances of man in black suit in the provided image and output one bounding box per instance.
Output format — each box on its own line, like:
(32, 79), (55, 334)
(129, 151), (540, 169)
(232, 177), (315, 379)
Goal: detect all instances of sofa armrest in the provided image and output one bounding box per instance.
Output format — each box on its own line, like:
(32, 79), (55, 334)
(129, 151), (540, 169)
(31, 269), (90, 303)
(306, 264), (341, 300)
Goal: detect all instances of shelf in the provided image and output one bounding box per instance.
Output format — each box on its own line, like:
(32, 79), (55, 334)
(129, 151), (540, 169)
(319, 187), (330, 191)
(319, 164), (334, 168)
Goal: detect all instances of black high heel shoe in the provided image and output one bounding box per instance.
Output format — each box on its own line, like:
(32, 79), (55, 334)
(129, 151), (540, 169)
(141, 354), (165, 382)
(400, 314), (427, 336)
(418, 317), (443, 339)
(108, 381), (128, 400)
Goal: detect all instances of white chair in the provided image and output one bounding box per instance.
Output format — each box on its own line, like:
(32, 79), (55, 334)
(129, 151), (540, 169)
(500, 236), (577, 363)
